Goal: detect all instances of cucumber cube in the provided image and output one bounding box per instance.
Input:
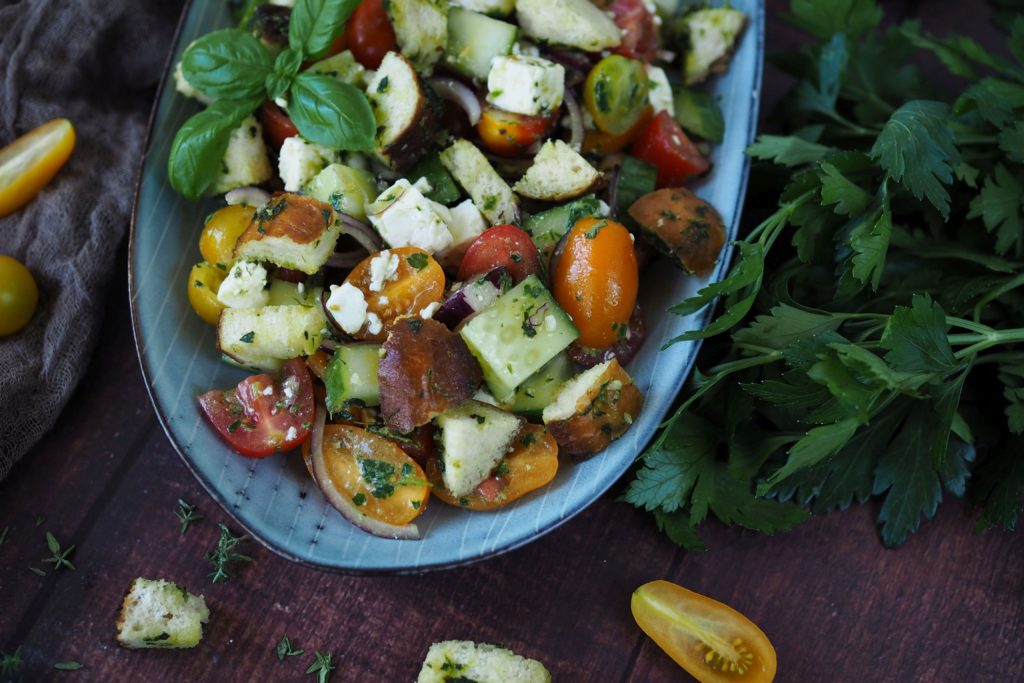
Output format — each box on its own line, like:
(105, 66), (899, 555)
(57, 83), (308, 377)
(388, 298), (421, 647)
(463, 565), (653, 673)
(460, 275), (579, 400)
(325, 343), (382, 414)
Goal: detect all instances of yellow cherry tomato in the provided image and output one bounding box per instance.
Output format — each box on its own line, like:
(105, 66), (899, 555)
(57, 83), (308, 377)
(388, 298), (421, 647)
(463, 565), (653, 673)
(188, 261), (225, 325)
(0, 119), (76, 217)
(0, 255), (38, 335)
(199, 205), (255, 270)
(632, 580), (777, 683)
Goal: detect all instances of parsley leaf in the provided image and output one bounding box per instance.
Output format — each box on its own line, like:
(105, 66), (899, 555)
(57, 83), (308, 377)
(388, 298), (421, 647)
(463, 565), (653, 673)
(967, 164), (1024, 255)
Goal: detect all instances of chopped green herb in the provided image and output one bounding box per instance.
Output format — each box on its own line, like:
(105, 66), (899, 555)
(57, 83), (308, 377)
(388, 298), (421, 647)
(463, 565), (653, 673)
(359, 458), (397, 499)
(43, 532), (75, 571)
(277, 636), (304, 662)
(352, 493), (367, 506)
(0, 526), (8, 545)
(54, 661), (83, 671)
(29, 566), (46, 576)
(176, 499), (204, 535)
(205, 524), (251, 583)
(306, 651), (335, 683)
(240, 331), (256, 344)
(406, 252), (429, 270)
(1, 647), (22, 677)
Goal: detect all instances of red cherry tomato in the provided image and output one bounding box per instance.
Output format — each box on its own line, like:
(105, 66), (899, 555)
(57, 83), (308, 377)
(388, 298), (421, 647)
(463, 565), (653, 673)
(630, 111), (710, 187)
(476, 106), (557, 157)
(258, 101), (298, 150)
(458, 224), (541, 284)
(346, 0), (397, 69)
(198, 359), (315, 458)
(608, 0), (659, 62)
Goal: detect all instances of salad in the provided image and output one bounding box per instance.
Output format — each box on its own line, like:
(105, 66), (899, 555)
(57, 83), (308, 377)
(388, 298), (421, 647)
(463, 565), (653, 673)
(174, 0), (746, 539)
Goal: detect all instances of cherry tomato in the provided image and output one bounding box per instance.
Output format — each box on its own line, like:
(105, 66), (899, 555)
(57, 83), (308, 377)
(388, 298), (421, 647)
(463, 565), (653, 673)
(427, 424), (558, 510)
(552, 217), (639, 349)
(632, 580), (777, 683)
(581, 105), (653, 155)
(345, 0), (397, 69)
(199, 204), (255, 270)
(342, 247), (445, 341)
(630, 111), (710, 188)
(0, 118), (75, 217)
(608, 0), (659, 62)
(198, 359), (315, 458)
(477, 106), (557, 157)
(0, 254), (38, 336)
(567, 303), (646, 367)
(187, 261), (225, 325)
(458, 225), (541, 284)
(583, 55), (649, 135)
(320, 424), (430, 525)
(258, 101), (299, 150)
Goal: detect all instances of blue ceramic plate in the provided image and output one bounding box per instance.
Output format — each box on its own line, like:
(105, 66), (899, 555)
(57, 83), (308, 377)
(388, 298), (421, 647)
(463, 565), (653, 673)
(130, 0), (764, 574)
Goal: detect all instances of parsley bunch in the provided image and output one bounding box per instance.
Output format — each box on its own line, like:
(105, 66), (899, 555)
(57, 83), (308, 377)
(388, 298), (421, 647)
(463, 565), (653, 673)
(169, 0), (375, 199)
(627, 0), (1024, 548)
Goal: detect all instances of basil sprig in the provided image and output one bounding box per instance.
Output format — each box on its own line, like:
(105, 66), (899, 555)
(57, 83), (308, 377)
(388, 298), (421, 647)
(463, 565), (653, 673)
(169, 0), (374, 199)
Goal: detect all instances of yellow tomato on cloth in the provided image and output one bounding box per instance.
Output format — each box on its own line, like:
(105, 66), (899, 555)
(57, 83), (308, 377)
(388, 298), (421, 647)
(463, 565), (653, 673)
(0, 119), (76, 217)
(0, 255), (39, 336)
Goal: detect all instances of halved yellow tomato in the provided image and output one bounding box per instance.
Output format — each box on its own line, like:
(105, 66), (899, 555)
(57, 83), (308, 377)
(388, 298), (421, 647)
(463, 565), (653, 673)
(320, 424), (430, 525)
(199, 205), (255, 271)
(0, 254), (38, 335)
(0, 119), (76, 217)
(187, 261), (225, 325)
(427, 424), (559, 510)
(631, 580), (777, 683)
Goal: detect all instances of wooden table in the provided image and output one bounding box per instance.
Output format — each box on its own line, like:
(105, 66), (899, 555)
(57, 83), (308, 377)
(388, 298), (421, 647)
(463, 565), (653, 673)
(2, 2), (1022, 681)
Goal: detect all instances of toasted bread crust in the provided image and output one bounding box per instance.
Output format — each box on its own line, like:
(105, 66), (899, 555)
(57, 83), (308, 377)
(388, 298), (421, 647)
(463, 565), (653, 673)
(235, 193), (334, 251)
(628, 187), (725, 276)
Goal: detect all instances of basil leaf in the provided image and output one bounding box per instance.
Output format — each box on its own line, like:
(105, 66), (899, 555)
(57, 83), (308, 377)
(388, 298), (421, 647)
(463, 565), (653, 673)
(168, 99), (259, 200)
(288, 73), (375, 151)
(289, 0), (360, 60)
(266, 48), (303, 100)
(182, 29), (273, 100)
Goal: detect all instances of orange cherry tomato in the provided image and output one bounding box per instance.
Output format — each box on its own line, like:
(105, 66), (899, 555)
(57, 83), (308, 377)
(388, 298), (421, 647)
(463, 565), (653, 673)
(346, 0), (397, 70)
(427, 424), (558, 510)
(632, 580), (777, 683)
(477, 106), (557, 157)
(0, 118), (75, 217)
(320, 424), (430, 525)
(582, 105), (653, 155)
(343, 246), (445, 341)
(552, 217), (639, 349)
(630, 111), (710, 188)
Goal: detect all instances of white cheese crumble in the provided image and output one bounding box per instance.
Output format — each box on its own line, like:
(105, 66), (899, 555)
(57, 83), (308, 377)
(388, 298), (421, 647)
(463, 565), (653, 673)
(325, 282), (368, 334)
(367, 251), (400, 292)
(368, 179), (454, 254)
(445, 199), (488, 248)
(420, 301), (441, 319)
(412, 176), (433, 194)
(366, 312), (383, 335)
(284, 426), (298, 441)
(645, 64), (675, 116)
(282, 375), (300, 401)
(278, 136), (340, 192)
(487, 55), (565, 116)
(216, 261), (269, 309)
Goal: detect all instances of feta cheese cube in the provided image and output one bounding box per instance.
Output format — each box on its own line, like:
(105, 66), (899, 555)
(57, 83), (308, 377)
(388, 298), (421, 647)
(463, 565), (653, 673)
(420, 301), (441, 319)
(446, 199), (488, 247)
(278, 136), (340, 192)
(487, 55), (565, 116)
(324, 282), (368, 334)
(217, 261), (270, 309)
(368, 251), (400, 292)
(646, 64), (675, 116)
(368, 179), (454, 253)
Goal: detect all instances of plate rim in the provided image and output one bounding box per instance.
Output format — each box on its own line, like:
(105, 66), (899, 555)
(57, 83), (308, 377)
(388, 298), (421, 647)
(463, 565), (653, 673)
(128, 0), (765, 576)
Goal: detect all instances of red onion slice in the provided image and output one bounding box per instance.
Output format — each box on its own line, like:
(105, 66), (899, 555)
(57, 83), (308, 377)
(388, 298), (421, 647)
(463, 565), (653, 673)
(338, 212), (384, 254)
(430, 77), (482, 126)
(326, 249), (369, 270)
(308, 399), (422, 540)
(563, 88), (584, 152)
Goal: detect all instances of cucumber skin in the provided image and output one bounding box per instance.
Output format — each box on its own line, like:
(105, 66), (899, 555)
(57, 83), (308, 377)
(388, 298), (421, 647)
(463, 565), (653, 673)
(525, 195), (604, 257)
(459, 275), (579, 401)
(325, 344), (382, 414)
(444, 7), (518, 80)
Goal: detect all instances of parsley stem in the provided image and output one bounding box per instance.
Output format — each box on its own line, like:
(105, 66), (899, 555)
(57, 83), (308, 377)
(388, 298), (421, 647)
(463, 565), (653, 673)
(952, 328), (1024, 360)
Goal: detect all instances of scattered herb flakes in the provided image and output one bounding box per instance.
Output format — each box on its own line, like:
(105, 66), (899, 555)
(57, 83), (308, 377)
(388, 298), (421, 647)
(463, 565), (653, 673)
(406, 252), (429, 271)
(54, 661), (83, 671)
(0, 526), (9, 545)
(630, 2), (1024, 550)
(205, 524), (251, 583)
(176, 499), (205, 535)
(240, 331), (256, 344)
(29, 566), (46, 577)
(34, 515), (44, 526)
(358, 458), (396, 499)
(277, 636), (304, 662)
(1, 647), (22, 677)
(42, 532), (76, 571)
(306, 651), (335, 683)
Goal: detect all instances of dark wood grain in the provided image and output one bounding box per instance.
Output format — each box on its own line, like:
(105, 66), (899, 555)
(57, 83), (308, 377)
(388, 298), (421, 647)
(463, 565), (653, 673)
(3, 2), (1024, 682)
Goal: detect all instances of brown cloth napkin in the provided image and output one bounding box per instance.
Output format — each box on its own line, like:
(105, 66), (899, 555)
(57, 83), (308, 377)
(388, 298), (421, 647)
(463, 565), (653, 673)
(0, 0), (184, 480)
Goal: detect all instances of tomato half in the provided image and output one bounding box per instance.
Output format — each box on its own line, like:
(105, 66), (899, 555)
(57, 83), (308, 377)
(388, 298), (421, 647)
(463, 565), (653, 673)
(343, 247), (445, 341)
(630, 111), (710, 188)
(187, 261), (225, 325)
(320, 424), (430, 525)
(199, 204), (255, 271)
(458, 225), (541, 284)
(583, 55), (650, 135)
(427, 424), (558, 510)
(0, 254), (38, 336)
(345, 0), (397, 69)
(608, 0), (659, 62)
(0, 118), (75, 217)
(632, 580), (777, 683)
(581, 105), (653, 155)
(477, 106), (557, 157)
(258, 101), (299, 151)
(198, 358), (315, 458)
(552, 217), (639, 348)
